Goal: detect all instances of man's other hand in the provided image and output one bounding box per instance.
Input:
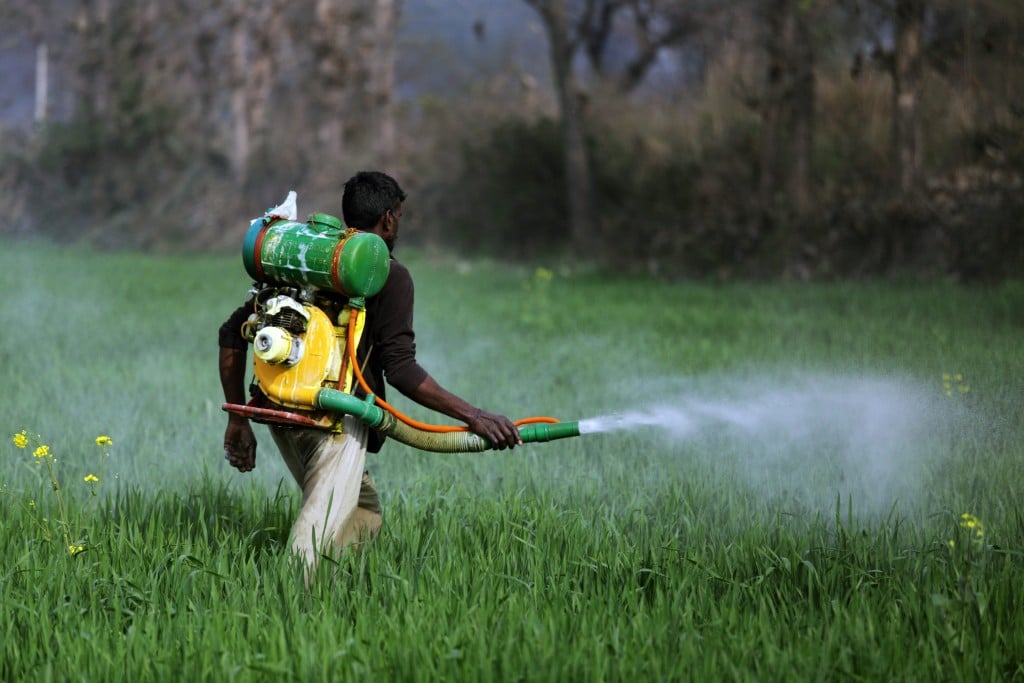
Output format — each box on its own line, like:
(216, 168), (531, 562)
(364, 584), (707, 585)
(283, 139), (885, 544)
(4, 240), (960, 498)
(224, 418), (257, 472)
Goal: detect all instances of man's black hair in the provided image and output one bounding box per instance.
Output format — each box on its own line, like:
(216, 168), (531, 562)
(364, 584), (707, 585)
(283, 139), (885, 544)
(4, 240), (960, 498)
(342, 171), (407, 230)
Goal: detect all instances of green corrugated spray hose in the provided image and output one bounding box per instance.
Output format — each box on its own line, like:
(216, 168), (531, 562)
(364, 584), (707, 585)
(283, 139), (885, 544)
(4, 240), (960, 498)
(315, 388), (580, 453)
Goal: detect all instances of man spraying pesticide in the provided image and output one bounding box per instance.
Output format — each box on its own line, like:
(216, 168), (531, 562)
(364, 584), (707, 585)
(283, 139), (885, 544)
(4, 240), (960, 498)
(218, 171), (579, 570)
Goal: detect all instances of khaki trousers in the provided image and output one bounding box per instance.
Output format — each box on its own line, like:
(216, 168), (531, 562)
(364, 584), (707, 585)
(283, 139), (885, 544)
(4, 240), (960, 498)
(270, 417), (382, 570)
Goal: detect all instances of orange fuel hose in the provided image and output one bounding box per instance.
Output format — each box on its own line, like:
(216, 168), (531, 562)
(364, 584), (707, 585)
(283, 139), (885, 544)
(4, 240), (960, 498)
(347, 307), (560, 433)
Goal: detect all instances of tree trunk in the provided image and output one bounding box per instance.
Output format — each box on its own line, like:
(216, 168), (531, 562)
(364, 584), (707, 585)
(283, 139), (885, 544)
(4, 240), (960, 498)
(893, 0), (924, 196)
(247, 0), (287, 167)
(560, 71), (596, 254)
(224, 0), (285, 184)
(74, 0), (111, 121)
(228, 1), (250, 182)
(13, 2), (56, 128)
(192, 6), (220, 161)
(759, 0), (815, 217)
(531, 0), (597, 255)
(312, 0), (355, 169)
(34, 42), (48, 125)
(369, 0), (400, 170)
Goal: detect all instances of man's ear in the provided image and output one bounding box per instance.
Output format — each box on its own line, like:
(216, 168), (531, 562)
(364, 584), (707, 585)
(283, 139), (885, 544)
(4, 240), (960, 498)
(381, 210), (398, 236)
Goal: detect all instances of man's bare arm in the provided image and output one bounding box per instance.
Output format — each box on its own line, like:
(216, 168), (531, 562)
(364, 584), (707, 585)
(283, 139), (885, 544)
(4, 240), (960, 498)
(404, 375), (522, 450)
(219, 346), (257, 471)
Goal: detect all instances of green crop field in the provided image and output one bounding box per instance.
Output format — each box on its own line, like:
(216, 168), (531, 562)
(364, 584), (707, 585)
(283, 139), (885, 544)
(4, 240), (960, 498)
(2, 239), (1022, 681)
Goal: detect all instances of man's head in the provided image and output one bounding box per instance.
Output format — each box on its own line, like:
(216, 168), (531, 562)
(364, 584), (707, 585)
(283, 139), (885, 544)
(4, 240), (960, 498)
(342, 171), (406, 252)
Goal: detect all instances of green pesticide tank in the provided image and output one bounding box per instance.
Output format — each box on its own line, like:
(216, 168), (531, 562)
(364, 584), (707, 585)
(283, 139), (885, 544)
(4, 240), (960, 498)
(243, 213), (390, 299)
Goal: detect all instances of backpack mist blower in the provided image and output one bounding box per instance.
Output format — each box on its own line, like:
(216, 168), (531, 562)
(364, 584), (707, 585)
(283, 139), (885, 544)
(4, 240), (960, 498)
(221, 204), (580, 452)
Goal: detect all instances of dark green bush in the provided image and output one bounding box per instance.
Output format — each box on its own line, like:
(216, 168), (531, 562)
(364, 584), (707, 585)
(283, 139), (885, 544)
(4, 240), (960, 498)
(438, 117), (566, 258)
(437, 113), (764, 276)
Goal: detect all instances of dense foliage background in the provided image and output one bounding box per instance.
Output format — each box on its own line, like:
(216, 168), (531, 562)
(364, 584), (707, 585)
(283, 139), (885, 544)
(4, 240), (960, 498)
(1, 0), (1021, 280)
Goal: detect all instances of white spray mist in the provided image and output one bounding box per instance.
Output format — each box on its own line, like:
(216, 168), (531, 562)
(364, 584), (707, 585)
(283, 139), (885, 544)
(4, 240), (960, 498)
(579, 373), (959, 516)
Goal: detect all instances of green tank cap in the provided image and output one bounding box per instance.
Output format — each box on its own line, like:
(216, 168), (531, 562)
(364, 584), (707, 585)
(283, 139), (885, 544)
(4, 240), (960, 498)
(308, 213), (343, 232)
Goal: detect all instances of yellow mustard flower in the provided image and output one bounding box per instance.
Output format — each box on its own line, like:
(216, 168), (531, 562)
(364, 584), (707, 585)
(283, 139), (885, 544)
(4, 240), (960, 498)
(33, 445), (50, 459)
(95, 435), (113, 447)
(67, 545), (85, 556)
(13, 431), (28, 448)
(84, 474), (100, 483)
(943, 373), (969, 398)
(960, 512), (985, 539)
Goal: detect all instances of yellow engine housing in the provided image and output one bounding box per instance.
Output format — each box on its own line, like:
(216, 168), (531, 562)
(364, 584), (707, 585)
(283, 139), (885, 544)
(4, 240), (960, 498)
(253, 304), (363, 413)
